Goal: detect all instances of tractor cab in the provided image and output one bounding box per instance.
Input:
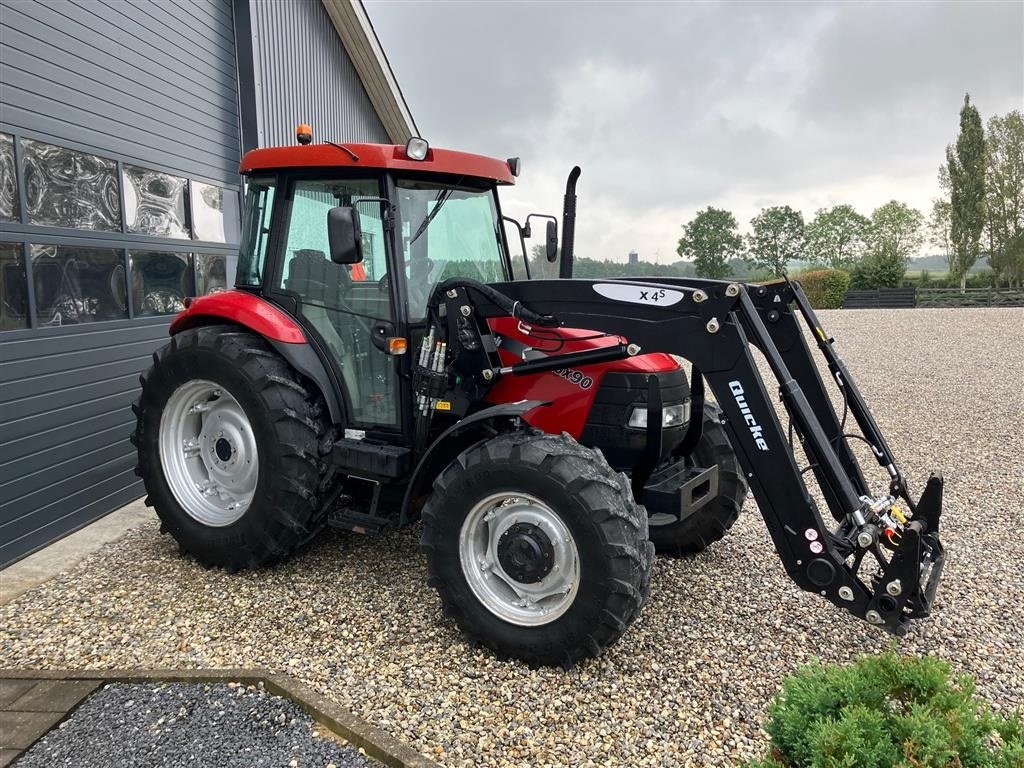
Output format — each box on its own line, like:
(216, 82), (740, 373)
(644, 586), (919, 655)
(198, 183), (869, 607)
(229, 135), (554, 435)
(223, 132), (643, 450)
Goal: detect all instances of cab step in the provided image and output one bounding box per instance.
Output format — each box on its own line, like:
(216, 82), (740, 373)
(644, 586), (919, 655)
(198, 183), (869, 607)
(327, 507), (394, 535)
(325, 477), (395, 535)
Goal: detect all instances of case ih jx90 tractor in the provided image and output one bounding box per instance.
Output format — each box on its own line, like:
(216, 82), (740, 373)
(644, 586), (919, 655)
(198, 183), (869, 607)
(134, 132), (945, 667)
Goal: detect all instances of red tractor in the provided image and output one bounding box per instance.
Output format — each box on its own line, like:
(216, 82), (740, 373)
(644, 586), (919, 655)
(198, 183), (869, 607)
(133, 133), (945, 667)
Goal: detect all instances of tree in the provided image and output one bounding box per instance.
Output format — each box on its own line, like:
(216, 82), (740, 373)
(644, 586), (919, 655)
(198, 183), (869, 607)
(857, 200), (924, 288)
(804, 205), (869, 269)
(945, 93), (987, 292)
(985, 110), (1024, 287)
(927, 198), (953, 273)
(745, 205), (805, 276)
(676, 207), (743, 278)
(867, 201), (925, 261)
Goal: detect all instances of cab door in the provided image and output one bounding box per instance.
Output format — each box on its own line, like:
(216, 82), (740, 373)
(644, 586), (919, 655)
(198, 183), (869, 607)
(269, 177), (402, 431)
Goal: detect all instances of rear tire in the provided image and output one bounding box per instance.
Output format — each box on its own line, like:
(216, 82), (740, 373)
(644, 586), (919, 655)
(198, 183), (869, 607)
(648, 402), (747, 555)
(420, 431), (654, 668)
(132, 325), (332, 570)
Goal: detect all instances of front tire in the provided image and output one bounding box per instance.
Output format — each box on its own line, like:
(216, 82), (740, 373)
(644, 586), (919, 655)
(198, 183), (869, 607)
(648, 402), (747, 555)
(420, 431), (654, 668)
(132, 325), (332, 570)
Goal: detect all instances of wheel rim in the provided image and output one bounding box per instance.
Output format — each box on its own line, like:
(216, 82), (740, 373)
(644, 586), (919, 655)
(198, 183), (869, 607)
(158, 379), (258, 527)
(459, 492), (580, 626)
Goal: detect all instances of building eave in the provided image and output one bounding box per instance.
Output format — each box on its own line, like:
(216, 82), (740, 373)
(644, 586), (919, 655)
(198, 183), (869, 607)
(320, 0), (418, 144)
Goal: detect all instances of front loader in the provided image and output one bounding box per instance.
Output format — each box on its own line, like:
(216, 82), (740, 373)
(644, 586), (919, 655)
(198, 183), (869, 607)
(132, 132), (945, 667)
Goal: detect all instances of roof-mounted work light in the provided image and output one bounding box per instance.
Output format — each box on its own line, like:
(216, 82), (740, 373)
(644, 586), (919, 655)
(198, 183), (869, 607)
(405, 136), (429, 161)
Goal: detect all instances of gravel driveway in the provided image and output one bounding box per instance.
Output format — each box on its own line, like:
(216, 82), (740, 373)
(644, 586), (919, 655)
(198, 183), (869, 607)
(2, 308), (1022, 767)
(16, 682), (377, 767)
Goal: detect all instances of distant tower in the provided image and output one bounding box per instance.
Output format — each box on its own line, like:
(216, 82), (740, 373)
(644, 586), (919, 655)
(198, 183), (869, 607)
(628, 250), (639, 265)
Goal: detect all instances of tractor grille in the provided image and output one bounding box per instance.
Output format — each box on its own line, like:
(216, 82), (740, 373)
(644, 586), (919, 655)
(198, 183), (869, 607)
(579, 368), (690, 471)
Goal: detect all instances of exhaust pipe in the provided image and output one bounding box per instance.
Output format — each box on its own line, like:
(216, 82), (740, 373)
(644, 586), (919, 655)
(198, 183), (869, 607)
(559, 166), (581, 279)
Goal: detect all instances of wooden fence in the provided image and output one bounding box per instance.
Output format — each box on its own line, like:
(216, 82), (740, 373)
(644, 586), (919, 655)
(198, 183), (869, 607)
(842, 288), (917, 309)
(843, 287), (1024, 309)
(916, 288), (1024, 308)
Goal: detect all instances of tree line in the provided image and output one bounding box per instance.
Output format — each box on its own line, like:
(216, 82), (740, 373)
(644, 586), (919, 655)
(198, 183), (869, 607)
(675, 99), (1023, 291)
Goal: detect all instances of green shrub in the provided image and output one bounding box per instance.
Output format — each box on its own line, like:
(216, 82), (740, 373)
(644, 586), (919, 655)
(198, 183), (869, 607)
(796, 269), (851, 309)
(745, 652), (1023, 768)
(849, 253), (908, 290)
(967, 270), (999, 289)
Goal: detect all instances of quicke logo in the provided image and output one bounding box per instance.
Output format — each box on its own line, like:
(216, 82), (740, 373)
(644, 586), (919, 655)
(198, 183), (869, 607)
(729, 380), (769, 451)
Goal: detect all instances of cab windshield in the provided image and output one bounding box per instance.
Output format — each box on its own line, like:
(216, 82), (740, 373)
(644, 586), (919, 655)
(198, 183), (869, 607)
(397, 178), (508, 319)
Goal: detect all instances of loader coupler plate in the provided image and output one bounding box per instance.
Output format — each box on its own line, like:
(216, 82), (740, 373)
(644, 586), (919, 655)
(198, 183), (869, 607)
(867, 474), (946, 635)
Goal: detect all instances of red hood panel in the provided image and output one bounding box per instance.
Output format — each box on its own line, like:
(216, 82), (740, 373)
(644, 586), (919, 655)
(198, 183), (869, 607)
(485, 317), (681, 437)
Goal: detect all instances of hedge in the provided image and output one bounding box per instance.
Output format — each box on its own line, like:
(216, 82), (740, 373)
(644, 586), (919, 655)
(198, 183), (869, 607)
(796, 269), (851, 309)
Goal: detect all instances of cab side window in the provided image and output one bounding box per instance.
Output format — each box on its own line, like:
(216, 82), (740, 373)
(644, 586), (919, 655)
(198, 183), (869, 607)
(235, 178), (275, 287)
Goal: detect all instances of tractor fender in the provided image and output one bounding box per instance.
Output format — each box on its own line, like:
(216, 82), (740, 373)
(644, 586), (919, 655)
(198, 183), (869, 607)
(267, 338), (345, 425)
(400, 400), (550, 524)
(169, 291), (344, 424)
(170, 290), (306, 343)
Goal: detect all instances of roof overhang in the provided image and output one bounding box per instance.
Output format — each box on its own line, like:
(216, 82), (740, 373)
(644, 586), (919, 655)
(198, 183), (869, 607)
(321, 0), (418, 144)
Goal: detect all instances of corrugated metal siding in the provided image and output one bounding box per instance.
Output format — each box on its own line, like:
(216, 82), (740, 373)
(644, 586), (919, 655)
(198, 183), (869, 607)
(0, 318), (170, 565)
(0, 0), (241, 184)
(250, 0), (389, 147)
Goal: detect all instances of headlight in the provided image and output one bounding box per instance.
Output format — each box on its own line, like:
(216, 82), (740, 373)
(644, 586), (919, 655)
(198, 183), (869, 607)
(628, 402), (690, 428)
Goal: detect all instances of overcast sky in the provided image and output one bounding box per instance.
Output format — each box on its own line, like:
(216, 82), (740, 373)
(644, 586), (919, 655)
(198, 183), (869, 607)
(366, 1), (1024, 264)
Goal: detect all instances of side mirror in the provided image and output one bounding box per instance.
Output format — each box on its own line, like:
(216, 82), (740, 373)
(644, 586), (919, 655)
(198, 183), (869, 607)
(545, 220), (558, 262)
(327, 206), (363, 264)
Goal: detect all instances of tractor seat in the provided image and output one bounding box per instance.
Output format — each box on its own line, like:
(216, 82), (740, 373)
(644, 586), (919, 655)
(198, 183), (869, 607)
(283, 249), (363, 403)
(285, 249), (352, 305)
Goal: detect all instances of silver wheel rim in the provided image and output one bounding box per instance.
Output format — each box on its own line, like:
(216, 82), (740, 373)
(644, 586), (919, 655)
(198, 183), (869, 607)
(458, 492), (580, 626)
(159, 379), (258, 527)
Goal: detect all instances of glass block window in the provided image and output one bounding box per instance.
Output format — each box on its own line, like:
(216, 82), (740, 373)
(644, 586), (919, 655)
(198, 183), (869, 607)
(0, 133), (18, 223)
(31, 245), (127, 326)
(130, 251), (193, 316)
(191, 182), (240, 244)
(123, 166), (189, 238)
(23, 140), (121, 231)
(0, 242), (28, 331)
(195, 253), (227, 295)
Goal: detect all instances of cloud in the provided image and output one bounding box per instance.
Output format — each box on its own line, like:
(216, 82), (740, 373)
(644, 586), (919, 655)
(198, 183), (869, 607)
(367, 0), (1023, 263)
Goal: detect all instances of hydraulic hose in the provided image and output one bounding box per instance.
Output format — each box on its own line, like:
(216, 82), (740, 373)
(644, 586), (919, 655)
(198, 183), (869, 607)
(428, 277), (560, 328)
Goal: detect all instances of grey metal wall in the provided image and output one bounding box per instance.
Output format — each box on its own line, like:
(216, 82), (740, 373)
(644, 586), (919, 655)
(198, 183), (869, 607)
(0, 0), (397, 566)
(249, 0), (389, 147)
(0, 0), (241, 185)
(0, 318), (169, 564)
(0, 0), (243, 565)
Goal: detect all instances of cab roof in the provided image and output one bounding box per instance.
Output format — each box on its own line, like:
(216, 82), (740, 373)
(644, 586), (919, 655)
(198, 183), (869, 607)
(239, 143), (516, 185)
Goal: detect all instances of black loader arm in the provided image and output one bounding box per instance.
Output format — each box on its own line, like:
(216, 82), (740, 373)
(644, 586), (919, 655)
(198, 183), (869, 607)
(419, 276), (945, 636)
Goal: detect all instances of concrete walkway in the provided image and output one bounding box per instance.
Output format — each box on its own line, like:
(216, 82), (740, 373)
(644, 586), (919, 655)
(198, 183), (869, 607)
(0, 677), (101, 766)
(0, 500), (151, 605)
